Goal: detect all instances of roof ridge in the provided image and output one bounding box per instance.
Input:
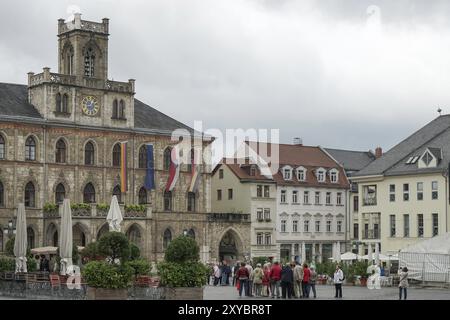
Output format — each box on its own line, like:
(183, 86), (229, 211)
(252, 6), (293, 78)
(0, 81), (27, 87)
(325, 147), (372, 154)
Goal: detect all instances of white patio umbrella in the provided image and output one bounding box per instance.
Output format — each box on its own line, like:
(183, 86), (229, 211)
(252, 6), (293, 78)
(374, 243), (380, 265)
(59, 199), (73, 275)
(336, 242), (341, 263)
(340, 252), (360, 261)
(107, 196), (123, 232)
(13, 203), (27, 273)
(367, 243), (373, 263)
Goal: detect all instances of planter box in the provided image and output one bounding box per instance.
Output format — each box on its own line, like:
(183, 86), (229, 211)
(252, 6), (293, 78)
(86, 287), (128, 300)
(165, 287), (204, 300)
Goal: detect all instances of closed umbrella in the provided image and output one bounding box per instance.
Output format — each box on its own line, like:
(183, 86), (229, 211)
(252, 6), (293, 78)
(107, 196), (123, 232)
(374, 243), (380, 265)
(336, 242), (341, 263)
(367, 243), (373, 263)
(301, 242), (306, 264)
(14, 203), (27, 273)
(59, 199), (73, 275)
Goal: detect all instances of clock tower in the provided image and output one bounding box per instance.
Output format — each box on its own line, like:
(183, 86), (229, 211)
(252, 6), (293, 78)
(27, 13), (135, 128)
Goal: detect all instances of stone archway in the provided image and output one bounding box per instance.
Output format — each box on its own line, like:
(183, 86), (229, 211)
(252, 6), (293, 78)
(126, 224), (143, 251)
(73, 224), (87, 247)
(97, 223), (109, 241)
(46, 223), (58, 247)
(218, 228), (244, 264)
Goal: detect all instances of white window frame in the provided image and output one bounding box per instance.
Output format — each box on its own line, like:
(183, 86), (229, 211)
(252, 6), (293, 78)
(304, 220), (310, 232)
(292, 220), (298, 233)
(297, 167), (306, 181)
(281, 220), (287, 233)
(326, 220), (332, 232)
(292, 190), (298, 203)
(281, 190), (287, 203)
(337, 192), (342, 205)
(315, 220), (320, 232)
(317, 169), (326, 182)
(329, 169), (339, 183)
(337, 220), (343, 233)
(283, 167), (292, 180)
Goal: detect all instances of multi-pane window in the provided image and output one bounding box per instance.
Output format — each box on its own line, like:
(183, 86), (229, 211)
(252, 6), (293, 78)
(55, 139), (67, 163)
(281, 220), (287, 232)
(0, 135), (4, 160)
(257, 209), (263, 221)
(390, 215), (396, 237)
(228, 189), (233, 200)
(25, 136), (36, 161)
(84, 47), (95, 77)
(62, 94), (69, 113)
(164, 191), (172, 211)
(432, 213), (439, 236)
(389, 184), (395, 202)
(280, 190), (287, 203)
(264, 186), (270, 198)
(417, 214), (424, 238)
(264, 209), (271, 220)
(304, 220), (310, 232)
(55, 183), (65, 203)
(364, 224), (369, 239)
(353, 196), (359, 212)
(265, 233), (272, 245)
(138, 187), (147, 205)
(56, 93), (62, 113)
(432, 181), (438, 200)
(187, 192), (196, 212)
(217, 190), (222, 201)
(85, 141), (95, 165)
(119, 100), (125, 119)
(250, 166), (256, 176)
(292, 220), (298, 232)
(112, 143), (121, 167)
(257, 233), (263, 245)
(336, 192), (342, 205)
(0, 182), (4, 207)
(219, 169), (224, 179)
(330, 171), (338, 183)
(337, 220), (343, 233)
(374, 223), (379, 238)
(24, 182), (36, 207)
(163, 148), (172, 171)
(363, 185), (377, 206)
(315, 220), (320, 232)
(353, 223), (359, 239)
(315, 192), (321, 205)
(83, 183), (95, 204)
(163, 229), (172, 250)
(257, 185), (263, 198)
(138, 146), (147, 169)
(417, 182), (423, 201)
(297, 169), (305, 181)
(326, 192), (331, 205)
(283, 168), (291, 180)
(112, 99), (119, 118)
(304, 191), (309, 204)
(292, 191), (298, 203)
(317, 170), (325, 182)
(326, 220), (332, 232)
(403, 184), (409, 201)
(403, 214), (409, 237)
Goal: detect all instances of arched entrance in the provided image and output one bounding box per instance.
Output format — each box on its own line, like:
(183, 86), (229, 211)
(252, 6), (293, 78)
(218, 229), (243, 264)
(46, 223), (58, 247)
(73, 224), (87, 247)
(126, 224), (142, 251)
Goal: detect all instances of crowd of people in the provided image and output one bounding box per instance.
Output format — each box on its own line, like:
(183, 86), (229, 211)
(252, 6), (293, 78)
(209, 260), (347, 299)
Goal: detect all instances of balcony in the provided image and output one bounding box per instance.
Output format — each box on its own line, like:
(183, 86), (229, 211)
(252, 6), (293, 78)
(42, 203), (150, 219)
(208, 213), (250, 223)
(362, 229), (380, 240)
(363, 197), (377, 206)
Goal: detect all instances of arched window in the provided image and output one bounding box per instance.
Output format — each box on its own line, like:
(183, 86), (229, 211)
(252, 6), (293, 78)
(187, 192), (196, 212)
(55, 139), (67, 163)
(25, 136), (36, 161)
(187, 149), (195, 173)
(62, 94), (69, 113)
(65, 48), (74, 75)
(27, 227), (35, 250)
(24, 182), (36, 208)
(0, 135), (5, 160)
(56, 93), (62, 113)
(187, 229), (195, 239)
(55, 183), (65, 203)
(73, 224), (86, 247)
(85, 141), (95, 165)
(112, 99), (118, 119)
(83, 183), (96, 204)
(138, 187), (147, 205)
(112, 143), (121, 167)
(0, 181), (4, 207)
(127, 225), (142, 248)
(138, 145), (147, 169)
(163, 148), (172, 171)
(113, 185), (122, 203)
(119, 100), (125, 119)
(164, 191), (172, 211)
(163, 229), (172, 250)
(84, 47), (95, 77)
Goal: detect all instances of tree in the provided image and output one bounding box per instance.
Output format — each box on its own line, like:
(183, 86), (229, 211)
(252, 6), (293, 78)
(97, 232), (131, 263)
(164, 236), (199, 263)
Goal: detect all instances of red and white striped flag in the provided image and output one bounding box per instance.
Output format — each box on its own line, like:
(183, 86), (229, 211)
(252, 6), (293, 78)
(165, 145), (180, 192)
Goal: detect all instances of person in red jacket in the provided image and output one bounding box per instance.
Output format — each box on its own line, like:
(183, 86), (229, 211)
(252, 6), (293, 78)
(269, 261), (282, 298)
(302, 263), (311, 298)
(262, 263), (271, 297)
(236, 262), (250, 297)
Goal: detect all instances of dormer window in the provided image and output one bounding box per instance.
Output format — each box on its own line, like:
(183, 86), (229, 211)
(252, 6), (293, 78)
(250, 165), (257, 176)
(297, 167), (306, 181)
(423, 151), (433, 166)
(282, 167), (292, 180)
(419, 148), (441, 168)
(329, 169), (339, 183)
(316, 168), (326, 182)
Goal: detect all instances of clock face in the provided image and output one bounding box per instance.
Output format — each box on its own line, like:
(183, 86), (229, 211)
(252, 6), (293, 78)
(81, 96), (100, 116)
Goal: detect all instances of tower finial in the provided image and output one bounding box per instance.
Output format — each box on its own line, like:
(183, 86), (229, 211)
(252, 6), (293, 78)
(437, 108), (442, 116)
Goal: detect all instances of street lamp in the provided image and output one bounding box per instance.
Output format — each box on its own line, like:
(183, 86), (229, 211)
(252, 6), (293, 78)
(3, 220), (16, 238)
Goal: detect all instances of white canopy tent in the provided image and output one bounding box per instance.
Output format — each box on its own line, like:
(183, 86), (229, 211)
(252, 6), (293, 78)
(399, 233), (450, 283)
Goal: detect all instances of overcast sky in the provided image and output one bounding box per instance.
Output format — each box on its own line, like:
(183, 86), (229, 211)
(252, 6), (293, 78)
(1, 0), (450, 156)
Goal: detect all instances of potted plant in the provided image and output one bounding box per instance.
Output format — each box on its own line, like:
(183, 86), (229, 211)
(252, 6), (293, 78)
(157, 236), (209, 300)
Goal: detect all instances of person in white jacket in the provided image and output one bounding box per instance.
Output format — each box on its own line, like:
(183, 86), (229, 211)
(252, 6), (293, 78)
(333, 265), (344, 298)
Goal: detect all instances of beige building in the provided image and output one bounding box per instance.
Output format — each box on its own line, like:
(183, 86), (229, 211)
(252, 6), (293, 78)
(0, 13), (250, 263)
(351, 116), (450, 255)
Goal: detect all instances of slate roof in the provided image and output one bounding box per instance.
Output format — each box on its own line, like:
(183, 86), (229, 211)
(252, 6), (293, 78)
(354, 115), (450, 177)
(324, 148), (376, 173)
(0, 82), (194, 135)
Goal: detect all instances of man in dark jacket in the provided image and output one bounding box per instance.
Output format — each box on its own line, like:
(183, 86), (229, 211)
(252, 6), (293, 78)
(280, 263), (294, 299)
(40, 255), (50, 272)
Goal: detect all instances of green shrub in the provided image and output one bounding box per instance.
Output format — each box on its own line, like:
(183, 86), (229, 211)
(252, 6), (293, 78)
(5, 237), (15, 256)
(129, 243), (141, 260)
(126, 259), (150, 279)
(98, 232), (131, 263)
(165, 236), (199, 263)
(82, 261), (134, 289)
(81, 242), (104, 262)
(43, 203), (58, 212)
(71, 203), (91, 211)
(157, 261), (209, 288)
(26, 255), (38, 272)
(96, 203), (110, 211)
(0, 257), (15, 272)
(125, 205), (146, 213)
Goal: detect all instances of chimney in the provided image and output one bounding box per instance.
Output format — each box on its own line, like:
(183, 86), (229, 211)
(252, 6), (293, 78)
(293, 137), (303, 146)
(375, 147), (383, 159)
